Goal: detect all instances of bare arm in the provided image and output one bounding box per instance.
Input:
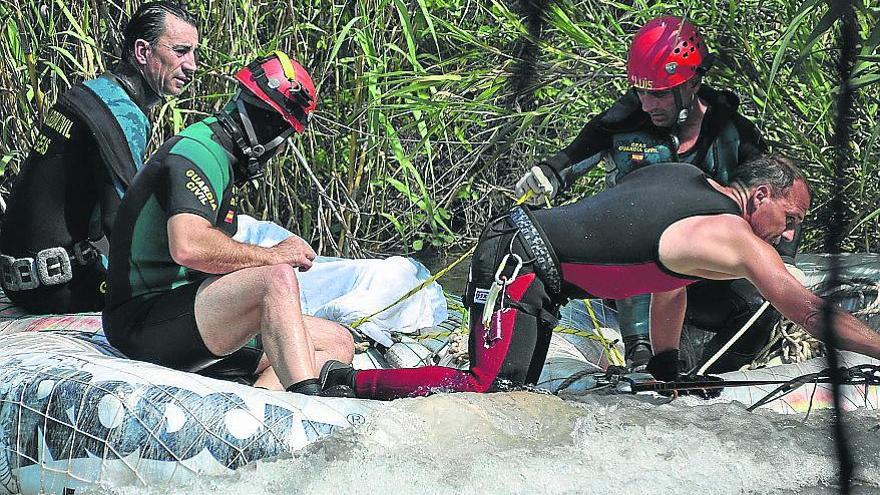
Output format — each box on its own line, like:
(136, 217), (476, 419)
(740, 240), (880, 359)
(167, 213), (315, 274)
(649, 287), (688, 354)
(662, 215), (880, 359)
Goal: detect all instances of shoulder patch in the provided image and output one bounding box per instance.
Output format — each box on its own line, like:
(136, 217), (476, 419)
(33, 109), (74, 155)
(183, 167), (219, 211)
(170, 121), (231, 193)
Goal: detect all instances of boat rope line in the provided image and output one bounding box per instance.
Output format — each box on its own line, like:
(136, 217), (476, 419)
(743, 364), (880, 412)
(553, 364), (880, 406)
(695, 301), (770, 375)
(625, 364), (880, 396)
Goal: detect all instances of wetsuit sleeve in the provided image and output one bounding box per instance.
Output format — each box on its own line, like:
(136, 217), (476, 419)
(164, 154), (226, 223)
(538, 112), (612, 191)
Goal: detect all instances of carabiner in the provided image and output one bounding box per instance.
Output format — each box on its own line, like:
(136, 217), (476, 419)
(494, 253), (523, 286)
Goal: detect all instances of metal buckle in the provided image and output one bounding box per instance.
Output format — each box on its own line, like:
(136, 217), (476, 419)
(72, 241), (97, 265)
(0, 255), (14, 290)
(36, 247), (73, 286)
(494, 253), (522, 286)
(10, 257), (39, 290)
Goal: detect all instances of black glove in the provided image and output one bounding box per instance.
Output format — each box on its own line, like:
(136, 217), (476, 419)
(646, 350), (724, 399)
(645, 349), (681, 382)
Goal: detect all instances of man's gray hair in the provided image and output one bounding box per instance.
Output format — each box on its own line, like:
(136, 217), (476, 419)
(730, 154), (811, 197)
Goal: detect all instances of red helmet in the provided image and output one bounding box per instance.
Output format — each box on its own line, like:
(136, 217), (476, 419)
(234, 51), (317, 133)
(627, 16), (710, 91)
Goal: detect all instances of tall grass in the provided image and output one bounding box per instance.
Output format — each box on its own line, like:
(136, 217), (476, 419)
(1, 0), (878, 256)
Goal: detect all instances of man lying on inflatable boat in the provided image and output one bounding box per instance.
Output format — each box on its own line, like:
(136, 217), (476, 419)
(321, 155), (880, 399)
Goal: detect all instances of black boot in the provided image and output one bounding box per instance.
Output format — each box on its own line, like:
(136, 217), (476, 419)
(623, 336), (653, 371)
(319, 360), (358, 398)
(286, 378), (321, 396)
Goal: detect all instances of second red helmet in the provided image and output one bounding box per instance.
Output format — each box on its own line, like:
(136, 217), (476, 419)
(627, 16), (710, 91)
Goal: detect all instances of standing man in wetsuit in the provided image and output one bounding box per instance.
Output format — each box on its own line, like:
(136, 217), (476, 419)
(320, 156), (880, 400)
(514, 16), (798, 371)
(104, 52), (354, 395)
(0, 2), (198, 314)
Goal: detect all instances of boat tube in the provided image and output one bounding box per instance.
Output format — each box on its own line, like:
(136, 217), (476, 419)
(0, 254), (877, 494)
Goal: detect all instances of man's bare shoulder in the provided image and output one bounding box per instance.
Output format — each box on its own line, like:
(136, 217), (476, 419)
(659, 213), (759, 279)
(666, 213), (752, 244)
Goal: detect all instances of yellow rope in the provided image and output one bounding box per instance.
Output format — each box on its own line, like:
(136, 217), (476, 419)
(350, 190), (535, 329)
(349, 246), (476, 329)
(413, 325), (617, 343)
(582, 299), (625, 367)
(412, 299), (624, 367)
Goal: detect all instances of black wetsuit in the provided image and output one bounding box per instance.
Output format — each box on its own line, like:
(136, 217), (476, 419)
(353, 164), (742, 399)
(541, 86), (766, 188)
(536, 86), (793, 371)
(0, 63), (158, 314)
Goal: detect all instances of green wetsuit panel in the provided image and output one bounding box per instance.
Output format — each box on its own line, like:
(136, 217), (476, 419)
(109, 118), (240, 306)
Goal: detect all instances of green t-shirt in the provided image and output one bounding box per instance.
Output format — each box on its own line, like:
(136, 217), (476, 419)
(107, 117), (240, 307)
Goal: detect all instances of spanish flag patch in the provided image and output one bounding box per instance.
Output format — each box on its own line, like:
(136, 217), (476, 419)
(224, 210), (235, 223)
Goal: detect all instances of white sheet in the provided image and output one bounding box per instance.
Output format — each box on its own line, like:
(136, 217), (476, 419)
(233, 215), (447, 346)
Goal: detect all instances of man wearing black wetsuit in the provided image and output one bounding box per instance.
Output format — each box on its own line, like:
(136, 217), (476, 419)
(0, 2), (198, 314)
(321, 156), (880, 400)
(514, 16), (798, 372)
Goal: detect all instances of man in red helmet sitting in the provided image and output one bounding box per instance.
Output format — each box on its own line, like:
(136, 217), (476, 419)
(515, 16), (800, 373)
(103, 52), (354, 396)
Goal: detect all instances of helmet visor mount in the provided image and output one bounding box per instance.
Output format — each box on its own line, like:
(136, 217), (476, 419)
(223, 52), (318, 185)
(234, 51), (317, 133)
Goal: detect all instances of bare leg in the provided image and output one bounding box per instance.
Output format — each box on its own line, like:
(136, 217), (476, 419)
(303, 316), (354, 369)
(194, 264), (316, 388)
(252, 320), (353, 391)
(254, 366), (283, 390)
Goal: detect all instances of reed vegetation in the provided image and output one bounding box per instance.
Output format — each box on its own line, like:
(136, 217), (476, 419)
(1, 0), (878, 256)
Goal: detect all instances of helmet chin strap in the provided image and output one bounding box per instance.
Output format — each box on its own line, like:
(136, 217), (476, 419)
(669, 85), (697, 151)
(673, 87), (689, 125)
(216, 90), (295, 184)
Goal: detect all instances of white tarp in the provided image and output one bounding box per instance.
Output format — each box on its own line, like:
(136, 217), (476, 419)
(233, 215), (447, 346)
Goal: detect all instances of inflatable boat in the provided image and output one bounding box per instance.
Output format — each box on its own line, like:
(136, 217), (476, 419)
(0, 254), (878, 494)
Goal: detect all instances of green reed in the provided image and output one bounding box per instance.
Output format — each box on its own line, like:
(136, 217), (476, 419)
(0, 0), (877, 255)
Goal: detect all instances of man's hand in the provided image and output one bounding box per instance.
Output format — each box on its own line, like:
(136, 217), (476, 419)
(514, 165), (559, 205)
(270, 236), (316, 271)
(645, 350), (724, 399)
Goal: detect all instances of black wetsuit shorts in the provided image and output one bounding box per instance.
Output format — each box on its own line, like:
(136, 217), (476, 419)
(103, 281), (263, 381)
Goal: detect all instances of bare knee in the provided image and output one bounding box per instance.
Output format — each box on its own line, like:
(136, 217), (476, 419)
(323, 324), (354, 363)
(262, 264), (300, 298)
(332, 326), (355, 363)
(306, 317), (355, 363)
